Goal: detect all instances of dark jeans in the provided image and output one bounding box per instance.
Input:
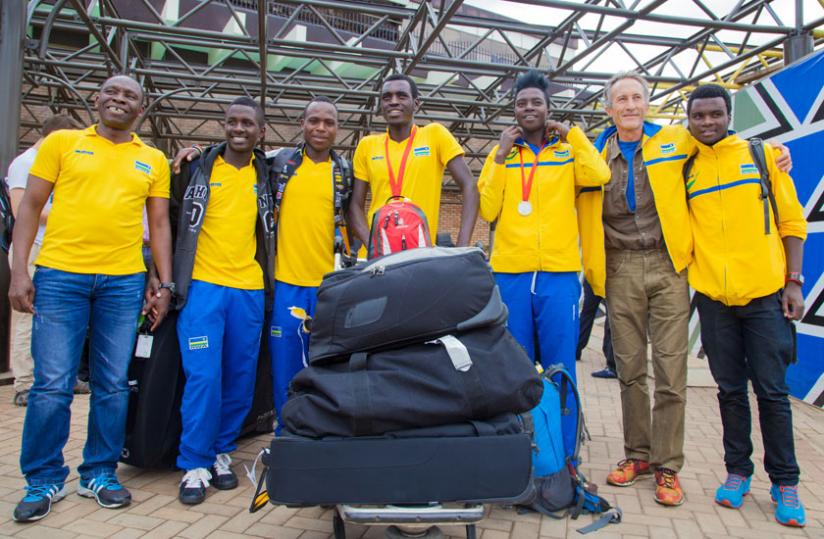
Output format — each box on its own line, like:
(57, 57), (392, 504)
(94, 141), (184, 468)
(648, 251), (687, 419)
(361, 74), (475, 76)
(577, 280), (615, 371)
(695, 291), (799, 485)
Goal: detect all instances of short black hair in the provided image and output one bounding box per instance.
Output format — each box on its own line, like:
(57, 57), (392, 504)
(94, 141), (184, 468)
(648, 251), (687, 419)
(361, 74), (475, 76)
(383, 73), (419, 99)
(514, 69), (551, 104)
(687, 84), (732, 116)
(303, 95), (338, 117)
(228, 96), (265, 126)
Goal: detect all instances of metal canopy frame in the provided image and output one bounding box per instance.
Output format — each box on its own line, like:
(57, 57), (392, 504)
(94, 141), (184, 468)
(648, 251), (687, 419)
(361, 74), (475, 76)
(20, 0), (824, 173)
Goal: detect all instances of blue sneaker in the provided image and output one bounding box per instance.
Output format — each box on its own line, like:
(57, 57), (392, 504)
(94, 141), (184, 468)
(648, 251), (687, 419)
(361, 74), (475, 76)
(78, 474), (131, 509)
(770, 484), (806, 527)
(13, 484), (67, 522)
(715, 474), (750, 509)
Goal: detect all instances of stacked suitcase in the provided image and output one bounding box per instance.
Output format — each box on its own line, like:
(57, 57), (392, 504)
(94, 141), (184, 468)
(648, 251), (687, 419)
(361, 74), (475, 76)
(265, 247), (543, 507)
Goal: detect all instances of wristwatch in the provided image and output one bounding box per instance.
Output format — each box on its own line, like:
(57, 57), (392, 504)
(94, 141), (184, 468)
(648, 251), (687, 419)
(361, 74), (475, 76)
(159, 282), (177, 295)
(785, 272), (804, 286)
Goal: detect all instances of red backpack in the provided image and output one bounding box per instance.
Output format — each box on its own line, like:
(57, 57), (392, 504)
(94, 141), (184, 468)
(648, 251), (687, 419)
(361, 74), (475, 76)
(367, 196), (432, 259)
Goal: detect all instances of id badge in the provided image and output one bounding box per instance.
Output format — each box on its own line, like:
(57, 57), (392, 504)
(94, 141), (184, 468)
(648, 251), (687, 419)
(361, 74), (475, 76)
(135, 334), (154, 359)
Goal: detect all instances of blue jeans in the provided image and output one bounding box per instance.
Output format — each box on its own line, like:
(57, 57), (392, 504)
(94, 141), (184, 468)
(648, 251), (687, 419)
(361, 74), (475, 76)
(696, 291), (800, 485)
(176, 280), (264, 470)
(21, 267), (145, 486)
(494, 271), (581, 460)
(269, 281), (318, 433)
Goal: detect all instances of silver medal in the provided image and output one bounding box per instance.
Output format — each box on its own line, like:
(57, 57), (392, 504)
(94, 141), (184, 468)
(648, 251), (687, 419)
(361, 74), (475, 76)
(518, 200), (532, 216)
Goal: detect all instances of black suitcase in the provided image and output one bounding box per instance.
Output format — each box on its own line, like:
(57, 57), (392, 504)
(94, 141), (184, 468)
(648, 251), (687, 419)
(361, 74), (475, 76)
(239, 328), (275, 437)
(283, 323), (542, 438)
(308, 247), (506, 364)
(121, 312), (183, 468)
(121, 313), (274, 468)
(265, 414), (534, 506)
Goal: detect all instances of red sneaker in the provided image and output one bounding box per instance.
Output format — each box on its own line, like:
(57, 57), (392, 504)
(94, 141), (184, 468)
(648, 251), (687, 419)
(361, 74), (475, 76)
(606, 458), (651, 487)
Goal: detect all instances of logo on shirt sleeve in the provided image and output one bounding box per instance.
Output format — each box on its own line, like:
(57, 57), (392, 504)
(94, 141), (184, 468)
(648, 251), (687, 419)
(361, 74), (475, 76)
(740, 163), (759, 175)
(74, 149), (94, 155)
(659, 143), (676, 155)
(413, 146), (430, 157)
(188, 336), (209, 350)
(134, 160), (152, 174)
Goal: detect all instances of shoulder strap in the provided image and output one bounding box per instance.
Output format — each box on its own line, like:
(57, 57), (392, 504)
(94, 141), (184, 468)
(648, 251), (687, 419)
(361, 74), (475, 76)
(270, 145), (304, 212)
(330, 150), (355, 266)
(682, 153), (697, 200)
(748, 138), (779, 235)
(542, 365), (585, 465)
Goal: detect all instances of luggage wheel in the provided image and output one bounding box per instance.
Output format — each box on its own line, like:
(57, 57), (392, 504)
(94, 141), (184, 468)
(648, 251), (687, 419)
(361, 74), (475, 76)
(334, 504), (484, 539)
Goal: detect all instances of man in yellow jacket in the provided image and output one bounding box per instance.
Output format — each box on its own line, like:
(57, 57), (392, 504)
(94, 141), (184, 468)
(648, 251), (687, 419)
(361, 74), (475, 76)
(478, 69), (611, 458)
(685, 84), (807, 527)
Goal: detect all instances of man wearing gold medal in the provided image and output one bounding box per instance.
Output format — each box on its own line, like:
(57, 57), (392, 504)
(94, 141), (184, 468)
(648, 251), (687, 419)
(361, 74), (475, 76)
(478, 70), (611, 458)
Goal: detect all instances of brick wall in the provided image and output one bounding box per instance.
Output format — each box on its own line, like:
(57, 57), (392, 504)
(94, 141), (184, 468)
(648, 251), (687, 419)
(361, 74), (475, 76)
(437, 190), (491, 250)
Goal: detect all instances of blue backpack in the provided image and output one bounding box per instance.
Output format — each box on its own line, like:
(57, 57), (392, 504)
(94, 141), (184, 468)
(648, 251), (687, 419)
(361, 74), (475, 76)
(520, 365), (621, 534)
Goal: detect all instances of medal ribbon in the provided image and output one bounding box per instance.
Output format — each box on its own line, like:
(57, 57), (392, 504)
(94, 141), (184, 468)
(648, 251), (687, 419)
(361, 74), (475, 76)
(385, 126), (418, 197)
(518, 143), (546, 204)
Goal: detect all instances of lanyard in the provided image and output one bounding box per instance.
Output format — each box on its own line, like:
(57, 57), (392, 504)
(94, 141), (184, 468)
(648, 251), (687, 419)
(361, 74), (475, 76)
(384, 126), (418, 197)
(518, 142), (546, 203)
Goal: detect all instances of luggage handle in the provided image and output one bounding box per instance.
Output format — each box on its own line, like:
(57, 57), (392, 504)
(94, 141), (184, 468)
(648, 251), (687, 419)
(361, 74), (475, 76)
(349, 352), (375, 436)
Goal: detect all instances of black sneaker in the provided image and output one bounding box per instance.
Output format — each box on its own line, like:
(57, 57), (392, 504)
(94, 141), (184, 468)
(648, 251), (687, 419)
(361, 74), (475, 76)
(78, 474), (131, 508)
(13, 484), (67, 522)
(209, 453), (238, 490)
(179, 468), (211, 505)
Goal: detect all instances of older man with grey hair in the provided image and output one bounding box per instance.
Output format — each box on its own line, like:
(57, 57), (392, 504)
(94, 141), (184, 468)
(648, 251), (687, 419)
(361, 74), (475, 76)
(586, 71), (694, 507)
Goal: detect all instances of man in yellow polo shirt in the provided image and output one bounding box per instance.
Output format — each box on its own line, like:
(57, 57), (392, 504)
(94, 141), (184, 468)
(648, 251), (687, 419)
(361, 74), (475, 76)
(685, 84), (807, 527)
(8, 75), (173, 522)
(171, 97), (274, 505)
(478, 69), (611, 461)
(348, 73), (478, 247)
(267, 96), (352, 430)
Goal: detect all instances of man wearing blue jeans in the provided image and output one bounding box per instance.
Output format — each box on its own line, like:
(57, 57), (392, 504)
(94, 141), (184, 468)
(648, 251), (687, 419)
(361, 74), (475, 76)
(8, 75), (173, 522)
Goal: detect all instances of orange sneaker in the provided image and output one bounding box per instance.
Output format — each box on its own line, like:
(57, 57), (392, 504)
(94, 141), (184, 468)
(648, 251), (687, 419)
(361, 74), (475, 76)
(606, 458), (651, 486)
(654, 468), (685, 506)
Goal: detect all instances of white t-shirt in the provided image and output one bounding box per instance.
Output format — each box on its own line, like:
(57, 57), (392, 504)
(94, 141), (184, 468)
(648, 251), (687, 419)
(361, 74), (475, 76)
(6, 147), (51, 245)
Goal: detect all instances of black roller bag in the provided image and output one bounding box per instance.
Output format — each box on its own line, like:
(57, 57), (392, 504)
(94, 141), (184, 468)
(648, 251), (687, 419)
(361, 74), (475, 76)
(283, 322), (543, 437)
(308, 247), (506, 364)
(121, 312), (274, 469)
(121, 312), (183, 468)
(265, 413), (534, 506)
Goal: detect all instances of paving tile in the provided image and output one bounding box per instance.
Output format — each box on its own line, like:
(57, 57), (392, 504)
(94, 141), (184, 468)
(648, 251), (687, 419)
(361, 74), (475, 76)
(0, 331), (820, 538)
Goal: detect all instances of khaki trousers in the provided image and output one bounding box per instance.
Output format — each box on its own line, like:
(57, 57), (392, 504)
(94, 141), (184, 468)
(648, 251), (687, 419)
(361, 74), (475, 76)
(9, 243), (40, 393)
(605, 249), (689, 471)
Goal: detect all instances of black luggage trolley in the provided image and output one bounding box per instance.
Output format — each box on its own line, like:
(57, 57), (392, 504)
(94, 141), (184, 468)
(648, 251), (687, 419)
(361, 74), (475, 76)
(252, 415), (535, 539)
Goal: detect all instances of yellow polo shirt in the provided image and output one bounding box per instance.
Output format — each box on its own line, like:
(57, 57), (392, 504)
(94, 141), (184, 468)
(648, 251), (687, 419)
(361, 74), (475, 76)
(686, 135), (806, 306)
(275, 156), (335, 287)
(29, 125), (169, 275)
(191, 156), (263, 290)
(353, 122), (464, 241)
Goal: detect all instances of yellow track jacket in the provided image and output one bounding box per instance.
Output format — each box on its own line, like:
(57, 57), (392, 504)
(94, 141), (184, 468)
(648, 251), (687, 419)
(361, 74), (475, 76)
(479, 126), (611, 280)
(686, 134), (807, 306)
(578, 122), (696, 296)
